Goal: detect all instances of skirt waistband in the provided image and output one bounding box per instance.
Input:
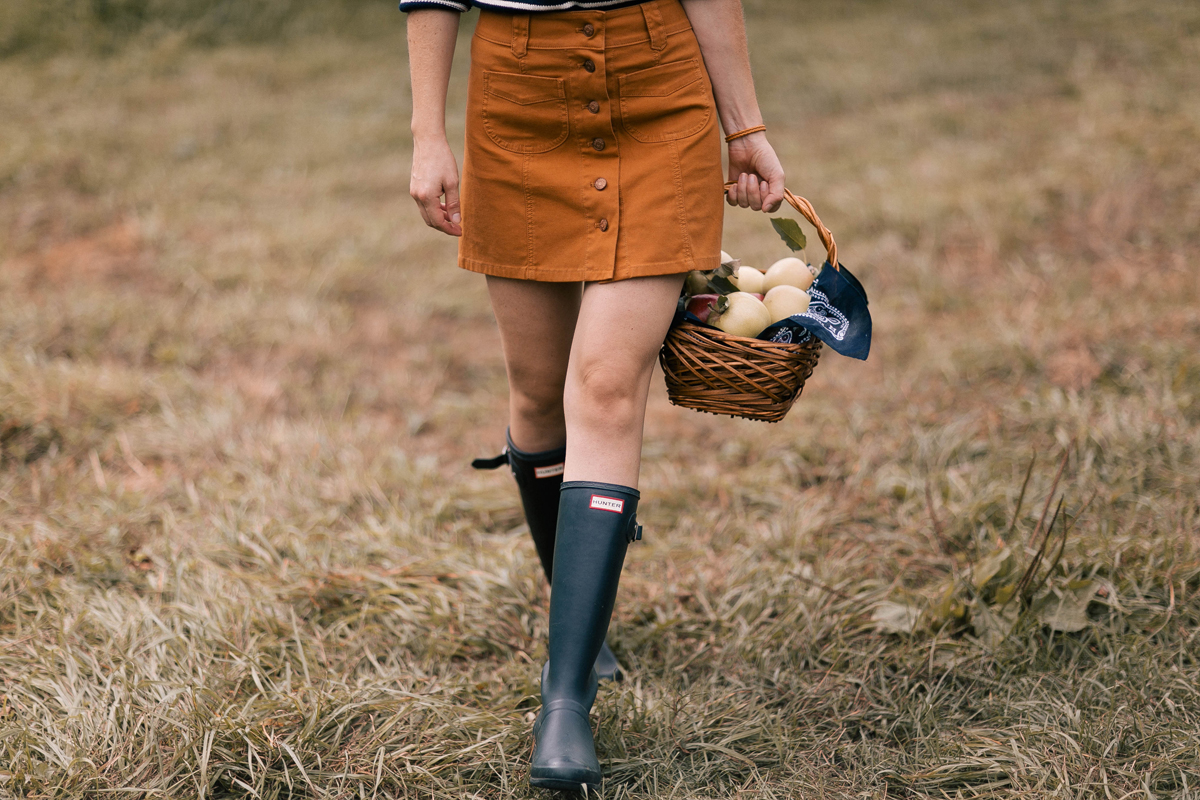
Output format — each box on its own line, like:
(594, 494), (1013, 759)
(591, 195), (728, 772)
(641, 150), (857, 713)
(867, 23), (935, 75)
(474, 0), (693, 51)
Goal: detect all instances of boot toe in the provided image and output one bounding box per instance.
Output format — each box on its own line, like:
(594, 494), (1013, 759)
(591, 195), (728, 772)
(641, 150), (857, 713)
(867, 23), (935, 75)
(530, 702), (602, 790)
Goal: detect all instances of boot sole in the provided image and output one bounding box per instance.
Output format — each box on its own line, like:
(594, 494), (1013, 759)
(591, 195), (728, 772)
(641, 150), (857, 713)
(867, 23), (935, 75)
(529, 773), (601, 791)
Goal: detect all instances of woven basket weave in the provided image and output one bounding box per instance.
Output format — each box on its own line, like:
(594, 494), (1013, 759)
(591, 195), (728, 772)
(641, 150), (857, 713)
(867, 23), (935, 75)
(659, 187), (839, 423)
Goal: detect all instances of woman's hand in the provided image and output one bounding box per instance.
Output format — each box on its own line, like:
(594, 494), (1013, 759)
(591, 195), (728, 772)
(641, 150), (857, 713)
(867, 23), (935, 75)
(410, 136), (462, 237)
(726, 132), (785, 213)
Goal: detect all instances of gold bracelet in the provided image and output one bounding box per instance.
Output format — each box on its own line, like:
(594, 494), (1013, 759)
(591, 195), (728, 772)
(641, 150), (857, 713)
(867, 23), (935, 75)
(724, 125), (767, 143)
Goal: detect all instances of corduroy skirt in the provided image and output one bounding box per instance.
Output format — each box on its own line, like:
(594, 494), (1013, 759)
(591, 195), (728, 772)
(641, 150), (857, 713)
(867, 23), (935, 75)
(459, 0), (725, 283)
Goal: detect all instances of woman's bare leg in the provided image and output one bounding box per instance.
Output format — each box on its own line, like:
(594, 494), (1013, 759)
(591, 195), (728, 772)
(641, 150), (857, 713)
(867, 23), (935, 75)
(529, 273), (683, 789)
(486, 276), (582, 452)
(563, 274), (685, 486)
(487, 274), (631, 685)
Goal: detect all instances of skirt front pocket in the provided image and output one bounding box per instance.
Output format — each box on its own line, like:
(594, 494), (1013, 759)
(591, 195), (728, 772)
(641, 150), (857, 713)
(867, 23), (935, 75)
(618, 59), (712, 144)
(482, 71), (570, 154)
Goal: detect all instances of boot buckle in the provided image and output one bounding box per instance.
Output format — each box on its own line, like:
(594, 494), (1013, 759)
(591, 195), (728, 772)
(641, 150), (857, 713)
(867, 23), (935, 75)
(627, 523), (642, 543)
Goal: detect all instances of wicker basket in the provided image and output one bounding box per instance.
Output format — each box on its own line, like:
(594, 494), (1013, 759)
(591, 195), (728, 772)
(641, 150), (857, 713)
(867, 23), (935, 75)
(659, 188), (840, 423)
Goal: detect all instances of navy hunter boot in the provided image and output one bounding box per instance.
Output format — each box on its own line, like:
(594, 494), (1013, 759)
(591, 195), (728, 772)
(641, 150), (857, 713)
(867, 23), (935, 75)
(473, 434), (623, 681)
(529, 481), (641, 791)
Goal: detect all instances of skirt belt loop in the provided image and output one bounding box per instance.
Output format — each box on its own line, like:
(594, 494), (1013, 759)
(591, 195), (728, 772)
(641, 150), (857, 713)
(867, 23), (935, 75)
(641, 1), (667, 52)
(511, 14), (530, 60)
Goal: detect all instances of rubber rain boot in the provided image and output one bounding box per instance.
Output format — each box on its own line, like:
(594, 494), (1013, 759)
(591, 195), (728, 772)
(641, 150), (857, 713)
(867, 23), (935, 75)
(473, 434), (624, 681)
(530, 481), (642, 792)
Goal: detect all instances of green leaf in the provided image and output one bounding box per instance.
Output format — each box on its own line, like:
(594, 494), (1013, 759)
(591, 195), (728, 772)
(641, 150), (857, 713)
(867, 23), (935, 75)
(993, 583), (1017, 606)
(971, 546), (1015, 592)
(931, 582), (966, 624)
(707, 263), (740, 295)
(771, 218), (807, 252)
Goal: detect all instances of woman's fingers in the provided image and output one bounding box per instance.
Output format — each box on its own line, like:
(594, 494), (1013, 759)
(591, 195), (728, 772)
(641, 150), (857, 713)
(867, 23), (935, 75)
(417, 189), (448, 233)
(412, 186), (438, 228)
(762, 181), (784, 213)
(410, 140), (462, 237)
(761, 164), (786, 213)
(748, 174), (764, 211)
(444, 182), (462, 227)
(411, 179), (462, 236)
(442, 180), (463, 236)
(729, 173), (765, 210)
(726, 136), (786, 213)
(726, 172), (776, 211)
(439, 202), (463, 236)
(727, 177), (743, 206)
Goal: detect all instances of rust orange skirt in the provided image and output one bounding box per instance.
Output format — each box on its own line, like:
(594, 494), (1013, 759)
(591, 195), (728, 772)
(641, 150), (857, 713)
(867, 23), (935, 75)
(459, 0), (725, 283)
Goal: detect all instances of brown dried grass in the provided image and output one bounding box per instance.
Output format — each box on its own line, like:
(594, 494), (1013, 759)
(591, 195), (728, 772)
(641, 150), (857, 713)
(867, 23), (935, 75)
(2, 0), (1200, 797)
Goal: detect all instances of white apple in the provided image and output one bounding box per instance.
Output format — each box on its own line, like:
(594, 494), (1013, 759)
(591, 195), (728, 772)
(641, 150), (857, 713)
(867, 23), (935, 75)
(731, 266), (765, 294)
(764, 257), (814, 292)
(711, 292), (772, 338)
(763, 284), (811, 322)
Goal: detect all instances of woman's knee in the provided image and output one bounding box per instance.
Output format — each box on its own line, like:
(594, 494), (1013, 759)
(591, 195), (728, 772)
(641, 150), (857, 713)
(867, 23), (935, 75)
(512, 384), (565, 426)
(564, 362), (647, 426)
(507, 356), (569, 422)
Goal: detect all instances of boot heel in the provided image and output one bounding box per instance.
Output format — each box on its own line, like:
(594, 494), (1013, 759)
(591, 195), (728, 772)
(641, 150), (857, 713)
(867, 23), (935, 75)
(594, 641), (623, 682)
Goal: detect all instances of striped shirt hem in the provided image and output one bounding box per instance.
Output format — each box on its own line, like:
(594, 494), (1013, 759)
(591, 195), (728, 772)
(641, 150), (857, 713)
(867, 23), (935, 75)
(400, 0), (470, 10)
(399, 0), (648, 12)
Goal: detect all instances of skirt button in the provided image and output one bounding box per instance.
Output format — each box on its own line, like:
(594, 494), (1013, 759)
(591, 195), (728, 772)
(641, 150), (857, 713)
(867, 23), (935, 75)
(583, 23), (595, 37)
(594, 177), (608, 191)
(587, 100), (600, 114)
(592, 138), (605, 151)
(598, 219), (609, 232)
(583, 59), (596, 73)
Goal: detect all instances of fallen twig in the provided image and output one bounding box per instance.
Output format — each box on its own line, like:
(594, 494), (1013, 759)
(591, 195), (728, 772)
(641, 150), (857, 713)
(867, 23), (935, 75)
(1005, 451), (1037, 542)
(1026, 450), (1068, 550)
(925, 480), (950, 556)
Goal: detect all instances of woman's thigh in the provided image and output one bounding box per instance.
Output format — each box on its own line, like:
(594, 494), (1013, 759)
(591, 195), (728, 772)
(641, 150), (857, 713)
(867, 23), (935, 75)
(562, 273), (685, 484)
(486, 276), (583, 450)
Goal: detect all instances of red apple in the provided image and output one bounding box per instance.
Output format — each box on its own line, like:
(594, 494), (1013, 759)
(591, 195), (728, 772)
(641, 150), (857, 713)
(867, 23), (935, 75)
(686, 294), (719, 322)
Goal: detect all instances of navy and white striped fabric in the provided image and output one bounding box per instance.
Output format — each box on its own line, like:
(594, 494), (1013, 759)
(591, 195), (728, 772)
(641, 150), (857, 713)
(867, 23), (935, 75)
(400, 0), (646, 13)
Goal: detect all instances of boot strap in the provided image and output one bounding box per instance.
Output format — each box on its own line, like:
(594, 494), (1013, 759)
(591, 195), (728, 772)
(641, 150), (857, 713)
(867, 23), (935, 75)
(471, 451), (509, 470)
(542, 698), (591, 720)
(533, 696), (592, 738)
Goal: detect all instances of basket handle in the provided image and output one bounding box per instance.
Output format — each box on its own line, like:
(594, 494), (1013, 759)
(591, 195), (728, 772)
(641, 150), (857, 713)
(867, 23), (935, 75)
(723, 182), (839, 270)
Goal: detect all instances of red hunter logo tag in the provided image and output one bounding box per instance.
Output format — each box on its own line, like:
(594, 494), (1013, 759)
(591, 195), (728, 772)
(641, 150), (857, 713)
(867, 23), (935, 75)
(589, 495), (624, 513)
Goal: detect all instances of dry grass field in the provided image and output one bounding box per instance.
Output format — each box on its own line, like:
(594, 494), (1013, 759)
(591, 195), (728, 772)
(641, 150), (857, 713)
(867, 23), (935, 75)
(2, 0), (1200, 796)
